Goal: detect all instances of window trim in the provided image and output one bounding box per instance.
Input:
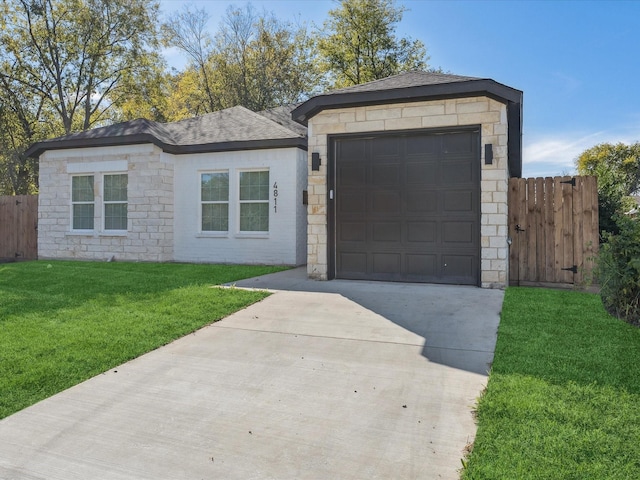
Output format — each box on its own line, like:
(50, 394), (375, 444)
(70, 174), (95, 232)
(238, 169), (270, 234)
(102, 172), (128, 232)
(200, 170), (230, 234)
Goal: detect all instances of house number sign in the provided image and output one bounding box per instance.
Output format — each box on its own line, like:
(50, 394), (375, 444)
(273, 182), (278, 213)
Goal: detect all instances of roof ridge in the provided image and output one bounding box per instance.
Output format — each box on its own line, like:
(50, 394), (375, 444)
(242, 106), (306, 138)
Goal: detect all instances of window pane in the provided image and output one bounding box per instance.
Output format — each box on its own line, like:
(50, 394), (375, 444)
(104, 174), (128, 201)
(73, 203), (94, 229)
(72, 176), (94, 202)
(104, 203), (127, 230)
(202, 203), (229, 231)
(240, 203), (269, 231)
(240, 171), (269, 200)
(201, 173), (229, 202)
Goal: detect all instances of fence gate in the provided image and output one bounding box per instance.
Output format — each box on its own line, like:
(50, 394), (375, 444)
(508, 176), (598, 286)
(0, 195), (38, 262)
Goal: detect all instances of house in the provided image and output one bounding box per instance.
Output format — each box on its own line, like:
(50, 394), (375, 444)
(27, 71), (522, 288)
(293, 71), (522, 288)
(26, 106), (308, 266)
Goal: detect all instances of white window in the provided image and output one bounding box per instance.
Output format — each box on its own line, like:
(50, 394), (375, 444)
(201, 172), (229, 232)
(70, 173), (128, 232)
(71, 175), (95, 230)
(103, 174), (128, 231)
(239, 170), (269, 232)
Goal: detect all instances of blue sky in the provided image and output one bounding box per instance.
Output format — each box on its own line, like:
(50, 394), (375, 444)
(158, 0), (640, 178)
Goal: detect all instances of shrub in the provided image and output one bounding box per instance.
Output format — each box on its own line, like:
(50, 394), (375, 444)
(597, 214), (640, 326)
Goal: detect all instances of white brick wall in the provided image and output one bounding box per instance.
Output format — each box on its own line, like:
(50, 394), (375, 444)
(38, 144), (308, 266)
(38, 144), (174, 262)
(306, 96), (510, 288)
(173, 148), (307, 265)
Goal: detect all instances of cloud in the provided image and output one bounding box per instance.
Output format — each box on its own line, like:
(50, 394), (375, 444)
(522, 127), (640, 178)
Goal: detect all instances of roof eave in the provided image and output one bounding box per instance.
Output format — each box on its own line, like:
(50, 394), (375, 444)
(292, 79), (523, 125)
(26, 134), (307, 158)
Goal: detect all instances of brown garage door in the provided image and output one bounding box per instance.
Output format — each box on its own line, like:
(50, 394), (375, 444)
(331, 129), (480, 285)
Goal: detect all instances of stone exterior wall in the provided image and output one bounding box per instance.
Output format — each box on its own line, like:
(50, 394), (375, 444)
(306, 96), (509, 288)
(38, 144), (174, 262)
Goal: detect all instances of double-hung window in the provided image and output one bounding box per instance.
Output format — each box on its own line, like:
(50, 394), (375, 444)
(103, 174), (128, 231)
(201, 172), (229, 232)
(239, 170), (269, 232)
(71, 175), (95, 230)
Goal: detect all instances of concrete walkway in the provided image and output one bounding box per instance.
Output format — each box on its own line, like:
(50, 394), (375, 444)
(0, 268), (503, 480)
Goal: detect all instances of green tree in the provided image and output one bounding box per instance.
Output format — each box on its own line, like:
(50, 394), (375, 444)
(316, 0), (428, 88)
(162, 5), (217, 114)
(0, 0), (165, 194)
(576, 142), (640, 235)
(163, 4), (321, 117)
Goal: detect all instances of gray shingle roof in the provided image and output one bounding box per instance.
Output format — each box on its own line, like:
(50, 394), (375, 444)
(324, 71), (482, 95)
(26, 105), (306, 158)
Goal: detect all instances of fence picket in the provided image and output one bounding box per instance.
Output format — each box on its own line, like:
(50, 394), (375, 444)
(508, 176), (598, 286)
(0, 195), (38, 261)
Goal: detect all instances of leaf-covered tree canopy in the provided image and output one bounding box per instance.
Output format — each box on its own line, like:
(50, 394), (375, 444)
(0, 0), (166, 194)
(576, 142), (640, 234)
(316, 0), (429, 88)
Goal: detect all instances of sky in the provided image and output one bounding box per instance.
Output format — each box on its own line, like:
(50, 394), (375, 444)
(158, 0), (640, 178)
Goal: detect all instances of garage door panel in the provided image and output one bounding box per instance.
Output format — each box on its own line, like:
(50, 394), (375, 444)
(372, 164), (401, 186)
(371, 191), (402, 213)
(372, 136), (400, 157)
(406, 191), (437, 213)
(339, 138), (367, 161)
(443, 191), (474, 212)
(442, 255), (475, 280)
(338, 165), (366, 186)
(334, 130), (479, 285)
(405, 254), (437, 277)
(339, 252), (367, 274)
(443, 221), (475, 244)
(441, 161), (474, 184)
(340, 222), (366, 242)
(407, 221), (437, 243)
(373, 253), (402, 274)
(406, 162), (438, 185)
(372, 222), (402, 242)
(406, 134), (440, 155)
(443, 132), (474, 153)
(339, 193), (366, 214)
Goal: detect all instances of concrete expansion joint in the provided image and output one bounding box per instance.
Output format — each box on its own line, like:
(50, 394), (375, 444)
(211, 324), (425, 348)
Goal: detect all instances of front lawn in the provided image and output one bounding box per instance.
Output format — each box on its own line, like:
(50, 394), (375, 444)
(0, 261), (283, 419)
(462, 287), (640, 479)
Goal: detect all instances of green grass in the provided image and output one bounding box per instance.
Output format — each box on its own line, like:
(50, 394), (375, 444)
(0, 260), (285, 419)
(462, 287), (640, 479)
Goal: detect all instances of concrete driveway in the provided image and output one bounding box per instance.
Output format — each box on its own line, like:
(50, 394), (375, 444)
(0, 267), (503, 480)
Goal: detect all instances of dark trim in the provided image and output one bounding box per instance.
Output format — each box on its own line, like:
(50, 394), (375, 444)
(26, 135), (307, 158)
(507, 101), (523, 178)
(292, 79), (522, 125)
(293, 77), (523, 179)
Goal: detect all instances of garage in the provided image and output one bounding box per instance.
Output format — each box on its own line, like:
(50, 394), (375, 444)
(331, 129), (480, 284)
(293, 71), (522, 288)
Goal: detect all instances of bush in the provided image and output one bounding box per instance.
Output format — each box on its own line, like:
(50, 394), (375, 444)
(597, 214), (640, 326)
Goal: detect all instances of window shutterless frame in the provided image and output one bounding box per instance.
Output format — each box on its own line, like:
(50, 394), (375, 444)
(200, 171), (229, 232)
(238, 170), (269, 233)
(71, 175), (95, 231)
(103, 173), (128, 232)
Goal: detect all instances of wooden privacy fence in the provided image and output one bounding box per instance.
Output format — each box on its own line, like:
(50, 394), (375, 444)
(0, 195), (38, 262)
(508, 176), (598, 286)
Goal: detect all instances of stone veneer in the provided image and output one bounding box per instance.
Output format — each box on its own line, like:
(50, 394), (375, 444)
(38, 144), (174, 262)
(306, 96), (509, 288)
